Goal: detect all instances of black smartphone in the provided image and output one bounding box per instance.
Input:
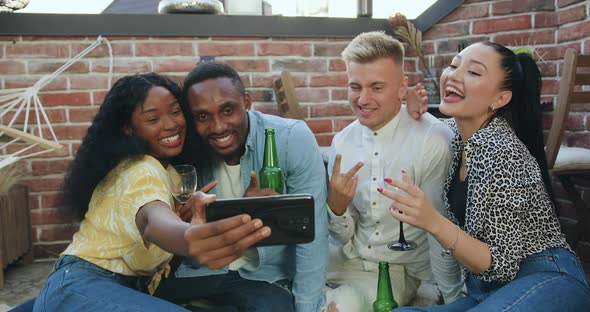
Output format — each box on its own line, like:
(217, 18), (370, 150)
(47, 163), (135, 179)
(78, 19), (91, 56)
(205, 194), (315, 247)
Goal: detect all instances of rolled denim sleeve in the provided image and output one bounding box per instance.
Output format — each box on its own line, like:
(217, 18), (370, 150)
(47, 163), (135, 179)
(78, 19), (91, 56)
(285, 121), (329, 312)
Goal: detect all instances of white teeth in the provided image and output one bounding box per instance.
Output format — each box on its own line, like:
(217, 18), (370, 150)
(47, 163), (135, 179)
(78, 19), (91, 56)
(215, 134), (231, 143)
(445, 85), (464, 97)
(359, 106), (376, 112)
(160, 134), (179, 143)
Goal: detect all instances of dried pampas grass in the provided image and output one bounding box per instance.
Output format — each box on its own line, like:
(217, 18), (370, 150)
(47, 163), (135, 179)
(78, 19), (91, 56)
(0, 162), (27, 194)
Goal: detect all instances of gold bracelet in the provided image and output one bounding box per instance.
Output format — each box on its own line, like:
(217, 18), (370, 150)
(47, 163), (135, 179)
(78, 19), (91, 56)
(442, 225), (460, 256)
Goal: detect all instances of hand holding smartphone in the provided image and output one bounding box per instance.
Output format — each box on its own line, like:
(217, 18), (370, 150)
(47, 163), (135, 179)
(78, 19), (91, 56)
(205, 194), (315, 247)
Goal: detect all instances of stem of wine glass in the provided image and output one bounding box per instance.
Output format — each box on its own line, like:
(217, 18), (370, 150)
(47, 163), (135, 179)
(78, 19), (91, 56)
(398, 220), (407, 244)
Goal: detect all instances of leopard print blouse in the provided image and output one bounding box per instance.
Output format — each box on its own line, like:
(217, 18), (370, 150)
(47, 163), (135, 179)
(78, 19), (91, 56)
(443, 117), (571, 283)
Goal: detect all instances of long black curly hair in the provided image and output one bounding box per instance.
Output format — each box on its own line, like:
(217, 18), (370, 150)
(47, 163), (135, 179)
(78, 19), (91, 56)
(61, 72), (202, 220)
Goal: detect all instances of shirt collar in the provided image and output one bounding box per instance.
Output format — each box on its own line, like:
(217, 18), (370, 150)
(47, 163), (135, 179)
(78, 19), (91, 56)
(453, 116), (512, 157)
(469, 117), (510, 146)
(361, 108), (403, 141)
(244, 110), (256, 152)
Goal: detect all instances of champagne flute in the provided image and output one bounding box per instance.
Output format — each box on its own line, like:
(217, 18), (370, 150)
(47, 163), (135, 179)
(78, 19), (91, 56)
(385, 165), (416, 251)
(169, 165), (197, 205)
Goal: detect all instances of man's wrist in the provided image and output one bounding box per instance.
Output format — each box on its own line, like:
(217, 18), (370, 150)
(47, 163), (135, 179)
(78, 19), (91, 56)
(327, 201), (346, 216)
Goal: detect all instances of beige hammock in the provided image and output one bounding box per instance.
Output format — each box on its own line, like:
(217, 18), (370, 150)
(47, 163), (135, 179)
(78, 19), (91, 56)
(0, 36), (113, 169)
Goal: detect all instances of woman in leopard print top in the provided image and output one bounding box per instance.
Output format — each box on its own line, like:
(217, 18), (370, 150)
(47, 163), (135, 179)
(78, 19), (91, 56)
(382, 42), (590, 311)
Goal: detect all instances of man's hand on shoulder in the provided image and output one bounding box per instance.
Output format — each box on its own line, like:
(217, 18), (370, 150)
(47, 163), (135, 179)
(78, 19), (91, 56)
(406, 83), (429, 120)
(243, 171), (279, 197)
(327, 154), (363, 216)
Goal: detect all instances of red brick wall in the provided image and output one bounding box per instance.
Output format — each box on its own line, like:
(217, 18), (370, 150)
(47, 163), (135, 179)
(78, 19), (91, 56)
(1, 0), (588, 260)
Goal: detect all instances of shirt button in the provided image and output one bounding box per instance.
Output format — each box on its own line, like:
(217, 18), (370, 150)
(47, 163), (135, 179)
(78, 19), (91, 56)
(343, 216), (347, 219)
(368, 245), (372, 249)
(374, 152), (378, 156)
(376, 221), (380, 224)
(344, 225), (348, 228)
(375, 232), (379, 235)
(372, 177), (376, 181)
(374, 132), (377, 136)
(372, 202), (376, 205)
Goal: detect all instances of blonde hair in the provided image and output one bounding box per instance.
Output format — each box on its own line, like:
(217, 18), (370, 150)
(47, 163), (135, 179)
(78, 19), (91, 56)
(341, 31), (405, 66)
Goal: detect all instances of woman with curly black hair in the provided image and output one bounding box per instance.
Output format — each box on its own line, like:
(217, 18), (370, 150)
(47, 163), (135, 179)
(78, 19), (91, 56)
(33, 72), (270, 312)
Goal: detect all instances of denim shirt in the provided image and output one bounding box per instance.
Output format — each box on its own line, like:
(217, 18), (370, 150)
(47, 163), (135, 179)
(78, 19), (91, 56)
(176, 110), (329, 312)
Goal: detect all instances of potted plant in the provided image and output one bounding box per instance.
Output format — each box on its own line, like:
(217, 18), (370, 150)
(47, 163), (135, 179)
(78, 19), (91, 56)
(388, 13), (440, 103)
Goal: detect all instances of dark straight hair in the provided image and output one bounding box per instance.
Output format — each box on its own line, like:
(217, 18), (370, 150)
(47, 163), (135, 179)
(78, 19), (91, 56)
(482, 41), (554, 202)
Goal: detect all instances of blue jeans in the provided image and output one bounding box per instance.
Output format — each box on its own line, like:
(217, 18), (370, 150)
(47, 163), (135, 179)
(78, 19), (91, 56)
(33, 255), (189, 312)
(9, 298), (35, 312)
(395, 247), (590, 311)
(155, 270), (295, 312)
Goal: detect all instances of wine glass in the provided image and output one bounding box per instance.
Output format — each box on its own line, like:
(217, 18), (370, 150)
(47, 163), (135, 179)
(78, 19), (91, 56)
(384, 165), (416, 251)
(169, 165), (197, 205)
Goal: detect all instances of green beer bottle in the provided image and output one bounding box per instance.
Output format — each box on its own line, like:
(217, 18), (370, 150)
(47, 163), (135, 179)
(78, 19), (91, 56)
(259, 128), (284, 194)
(373, 261), (398, 312)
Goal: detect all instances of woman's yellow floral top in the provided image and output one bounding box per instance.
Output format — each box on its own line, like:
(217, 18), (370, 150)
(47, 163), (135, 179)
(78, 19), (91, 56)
(62, 155), (175, 293)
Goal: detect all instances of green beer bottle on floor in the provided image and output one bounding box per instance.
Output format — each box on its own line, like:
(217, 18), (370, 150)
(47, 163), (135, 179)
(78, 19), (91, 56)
(259, 128), (284, 194)
(373, 261), (398, 312)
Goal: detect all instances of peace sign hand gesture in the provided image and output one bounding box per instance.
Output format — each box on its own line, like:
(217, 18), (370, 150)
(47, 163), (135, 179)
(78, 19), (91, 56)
(327, 154), (364, 216)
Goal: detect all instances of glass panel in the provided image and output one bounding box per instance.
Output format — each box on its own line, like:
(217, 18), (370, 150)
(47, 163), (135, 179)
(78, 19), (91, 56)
(18, 0), (439, 18)
(373, 0), (437, 19)
(268, 0), (438, 18)
(19, 0), (113, 14)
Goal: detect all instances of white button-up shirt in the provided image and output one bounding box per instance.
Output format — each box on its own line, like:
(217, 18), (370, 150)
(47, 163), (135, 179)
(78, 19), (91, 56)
(328, 107), (463, 301)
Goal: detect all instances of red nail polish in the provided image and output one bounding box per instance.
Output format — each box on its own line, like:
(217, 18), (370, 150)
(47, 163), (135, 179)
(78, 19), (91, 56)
(377, 187), (383, 193)
(401, 169), (407, 175)
(384, 178), (392, 183)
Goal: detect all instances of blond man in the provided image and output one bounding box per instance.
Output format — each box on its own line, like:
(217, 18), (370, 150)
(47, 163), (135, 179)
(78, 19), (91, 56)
(324, 31), (463, 311)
